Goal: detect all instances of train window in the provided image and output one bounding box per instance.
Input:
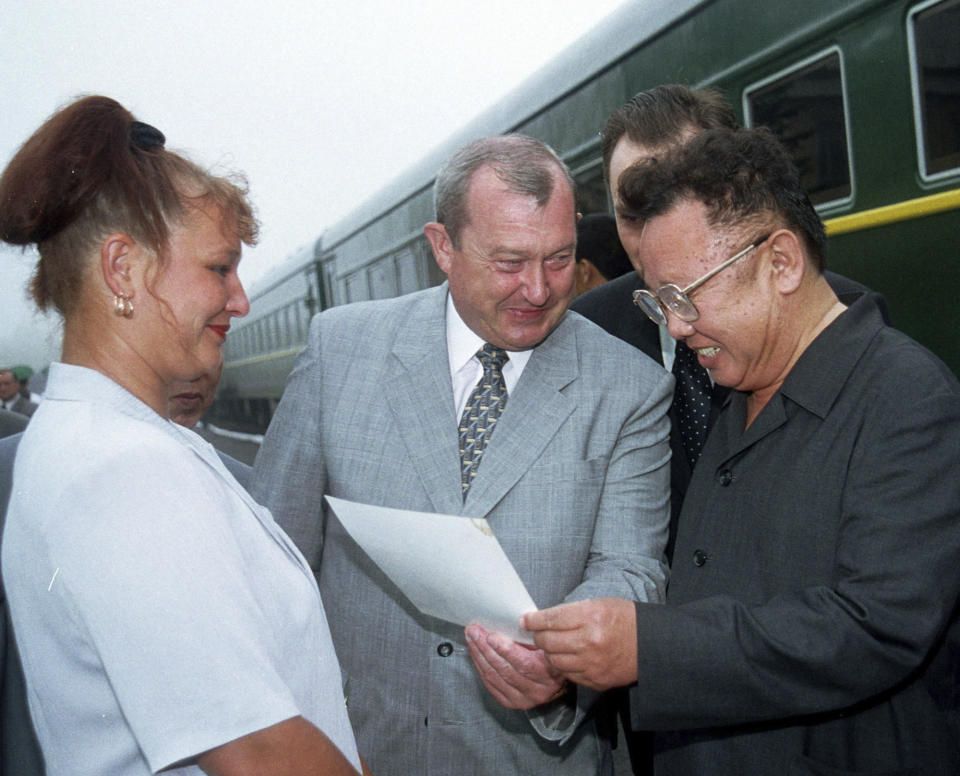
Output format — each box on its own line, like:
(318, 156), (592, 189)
(396, 248), (421, 294)
(744, 48), (852, 207)
(909, 0), (960, 179)
(369, 256), (398, 299)
(345, 269), (368, 302)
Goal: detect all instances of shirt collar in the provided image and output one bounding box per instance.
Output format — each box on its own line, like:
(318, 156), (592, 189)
(779, 291), (886, 418)
(444, 293), (533, 379)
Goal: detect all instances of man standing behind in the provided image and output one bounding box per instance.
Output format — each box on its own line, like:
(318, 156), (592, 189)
(525, 127), (960, 775)
(252, 135), (673, 775)
(572, 84), (887, 563)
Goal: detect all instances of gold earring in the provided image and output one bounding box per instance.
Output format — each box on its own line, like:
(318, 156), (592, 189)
(113, 294), (134, 318)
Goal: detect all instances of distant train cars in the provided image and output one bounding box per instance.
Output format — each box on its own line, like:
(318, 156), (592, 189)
(219, 0), (959, 432)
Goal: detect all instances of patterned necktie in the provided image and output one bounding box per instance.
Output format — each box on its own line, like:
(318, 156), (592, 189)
(459, 344), (509, 499)
(672, 341), (713, 468)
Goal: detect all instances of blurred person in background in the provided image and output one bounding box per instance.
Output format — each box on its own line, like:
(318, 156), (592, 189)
(0, 371), (36, 419)
(572, 213), (632, 296)
(168, 364), (250, 486)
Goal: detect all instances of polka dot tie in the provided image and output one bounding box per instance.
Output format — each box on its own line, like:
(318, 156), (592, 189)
(459, 344), (509, 499)
(672, 342), (712, 467)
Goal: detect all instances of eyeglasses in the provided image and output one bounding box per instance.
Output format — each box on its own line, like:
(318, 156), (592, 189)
(632, 233), (771, 325)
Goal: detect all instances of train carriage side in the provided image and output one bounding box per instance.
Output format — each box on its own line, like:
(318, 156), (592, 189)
(221, 0), (958, 431)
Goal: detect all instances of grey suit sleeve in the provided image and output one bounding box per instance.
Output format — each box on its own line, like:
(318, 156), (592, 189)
(567, 365), (673, 606)
(630, 364), (960, 731)
(251, 315), (328, 568)
(531, 357), (673, 744)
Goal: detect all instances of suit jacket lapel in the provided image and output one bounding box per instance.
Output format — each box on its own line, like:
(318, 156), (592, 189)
(384, 286), (464, 516)
(462, 316), (578, 518)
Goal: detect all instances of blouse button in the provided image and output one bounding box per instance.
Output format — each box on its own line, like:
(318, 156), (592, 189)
(437, 642), (454, 657)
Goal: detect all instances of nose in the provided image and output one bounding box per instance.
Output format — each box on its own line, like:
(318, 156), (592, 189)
(226, 274), (250, 318)
(520, 263), (549, 306)
(664, 308), (696, 341)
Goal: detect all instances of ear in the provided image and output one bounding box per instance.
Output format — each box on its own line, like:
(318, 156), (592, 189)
(767, 229), (806, 295)
(100, 233), (139, 298)
(424, 222), (454, 275)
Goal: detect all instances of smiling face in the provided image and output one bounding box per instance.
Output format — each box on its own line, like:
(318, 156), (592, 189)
(638, 198), (787, 393)
(427, 165), (577, 351)
(141, 201), (249, 385)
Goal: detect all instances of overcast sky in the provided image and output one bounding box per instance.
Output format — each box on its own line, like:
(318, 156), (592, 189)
(1, 0), (628, 373)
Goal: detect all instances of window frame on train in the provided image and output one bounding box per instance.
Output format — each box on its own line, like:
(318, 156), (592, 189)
(907, 0), (960, 182)
(743, 45), (855, 214)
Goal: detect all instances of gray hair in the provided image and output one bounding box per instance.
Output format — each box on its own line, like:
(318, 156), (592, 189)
(433, 134), (575, 247)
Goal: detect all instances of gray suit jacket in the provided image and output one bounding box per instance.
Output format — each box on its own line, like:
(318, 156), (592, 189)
(252, 284), (673, 776)
(3, 398), (37, 419)
(0, 411), (28, 440)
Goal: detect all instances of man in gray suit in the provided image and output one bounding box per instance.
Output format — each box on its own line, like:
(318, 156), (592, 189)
(0, 372), (36, 419)
(524, 127), (960, 774)
(252, 135), (673, 775)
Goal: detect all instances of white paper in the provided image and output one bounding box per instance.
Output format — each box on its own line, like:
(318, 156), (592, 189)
(325, 496), (537, 644)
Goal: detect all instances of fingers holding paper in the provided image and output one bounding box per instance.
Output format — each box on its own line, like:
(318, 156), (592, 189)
(521, 598), (638, 692)
(465, 624), (566, 709)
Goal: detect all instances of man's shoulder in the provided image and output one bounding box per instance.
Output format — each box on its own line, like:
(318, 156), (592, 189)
(557, 308), (668, 382)
(568, 274), (661, 359)
(10, 397), (38, 417)
(316, 285), (442, 332)
(1, 410), (28, 439)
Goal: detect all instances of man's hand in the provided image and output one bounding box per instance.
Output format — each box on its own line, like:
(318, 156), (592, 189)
(465, 625), (566, 709)
(521, 598), (638, 691)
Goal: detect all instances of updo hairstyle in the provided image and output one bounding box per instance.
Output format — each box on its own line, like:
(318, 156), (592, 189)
(0, 95), (259, 317)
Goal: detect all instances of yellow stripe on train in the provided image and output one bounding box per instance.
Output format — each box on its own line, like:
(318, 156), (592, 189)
(825, 188), (960, 236)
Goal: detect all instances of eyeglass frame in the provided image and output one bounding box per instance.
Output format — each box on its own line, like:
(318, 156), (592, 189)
(632, 232), (772, 326)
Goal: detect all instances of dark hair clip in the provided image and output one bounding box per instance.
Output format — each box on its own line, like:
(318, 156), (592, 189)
(130, 121), (166, 151)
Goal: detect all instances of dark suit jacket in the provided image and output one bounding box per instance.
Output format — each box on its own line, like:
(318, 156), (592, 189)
(570, 270), (891, 560)
(631, 297), (960, 774)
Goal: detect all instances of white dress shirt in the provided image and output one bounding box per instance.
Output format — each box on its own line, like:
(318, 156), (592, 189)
(446, 293), (532, 420)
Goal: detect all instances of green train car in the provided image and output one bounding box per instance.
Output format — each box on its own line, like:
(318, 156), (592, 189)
(219, 0), (959, 430)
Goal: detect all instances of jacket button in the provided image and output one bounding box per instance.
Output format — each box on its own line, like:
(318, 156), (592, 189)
(693, 549), (708, 567)
(437, 642), (454, 657)
(718, 469), (734, 486)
